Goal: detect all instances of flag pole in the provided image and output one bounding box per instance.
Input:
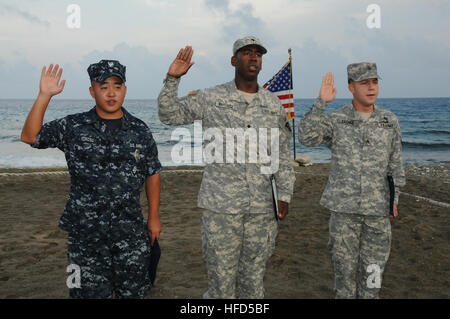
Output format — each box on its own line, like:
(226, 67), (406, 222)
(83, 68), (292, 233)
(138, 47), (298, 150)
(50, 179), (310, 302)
(289, 48), (296, 159)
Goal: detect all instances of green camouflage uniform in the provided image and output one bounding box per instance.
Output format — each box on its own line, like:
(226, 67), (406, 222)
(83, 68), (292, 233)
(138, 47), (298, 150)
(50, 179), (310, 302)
(158, 71), (295, 298)
(298, 62), (405, 298)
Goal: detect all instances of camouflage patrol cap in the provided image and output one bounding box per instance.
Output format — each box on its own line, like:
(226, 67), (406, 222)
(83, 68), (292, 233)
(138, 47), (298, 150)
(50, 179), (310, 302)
(347, 62), (381, 82)
(87, 59), (126, 83)
(233, 36), (267, 55)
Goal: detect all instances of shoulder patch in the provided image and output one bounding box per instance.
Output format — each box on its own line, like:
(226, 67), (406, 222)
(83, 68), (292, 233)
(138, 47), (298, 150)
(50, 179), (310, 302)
(188, 89), (200, 96)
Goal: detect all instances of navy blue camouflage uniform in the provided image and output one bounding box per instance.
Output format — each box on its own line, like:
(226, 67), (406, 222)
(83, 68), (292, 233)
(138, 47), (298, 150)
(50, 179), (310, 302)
(32, 106), (161, 298)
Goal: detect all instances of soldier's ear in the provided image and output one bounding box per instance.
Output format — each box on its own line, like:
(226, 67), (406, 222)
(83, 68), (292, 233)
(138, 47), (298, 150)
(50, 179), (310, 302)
(348, 82), (355, 94)
(231, 55), (238, 67)
(89, 86), (95, 99)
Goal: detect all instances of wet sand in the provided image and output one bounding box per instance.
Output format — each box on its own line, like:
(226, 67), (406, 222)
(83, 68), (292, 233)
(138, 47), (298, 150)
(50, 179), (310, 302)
(0, 164), (448, 298)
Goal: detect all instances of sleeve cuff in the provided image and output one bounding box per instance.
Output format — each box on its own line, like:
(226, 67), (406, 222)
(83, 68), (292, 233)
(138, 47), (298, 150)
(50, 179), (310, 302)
(164, 74), (181, 84)
(147, 165), (162, 177)
(30, 133), (42, 149)
(311, 97), (329, 114)
(394, 189), (401, 205)
(278, 193), (292, 204)
(394, 188), (400, 205)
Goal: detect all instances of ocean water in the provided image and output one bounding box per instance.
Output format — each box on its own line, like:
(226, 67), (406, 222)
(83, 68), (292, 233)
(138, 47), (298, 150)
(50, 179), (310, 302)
(0, 98), (449, 168)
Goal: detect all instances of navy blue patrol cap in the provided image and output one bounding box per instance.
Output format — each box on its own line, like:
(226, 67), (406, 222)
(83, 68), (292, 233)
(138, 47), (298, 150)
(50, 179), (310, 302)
(87, 59), (126, 83)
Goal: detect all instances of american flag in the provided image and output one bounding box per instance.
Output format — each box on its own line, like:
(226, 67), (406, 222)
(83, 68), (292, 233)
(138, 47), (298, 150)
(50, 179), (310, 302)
(263, 61), (294, 119)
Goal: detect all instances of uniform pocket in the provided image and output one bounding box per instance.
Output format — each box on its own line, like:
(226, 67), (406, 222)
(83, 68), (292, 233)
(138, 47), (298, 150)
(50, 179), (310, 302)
(258, 108), (279, 129)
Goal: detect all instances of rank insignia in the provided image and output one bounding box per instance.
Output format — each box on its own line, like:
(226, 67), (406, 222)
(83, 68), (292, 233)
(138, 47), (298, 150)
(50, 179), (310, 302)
(134, 149), (140, 162)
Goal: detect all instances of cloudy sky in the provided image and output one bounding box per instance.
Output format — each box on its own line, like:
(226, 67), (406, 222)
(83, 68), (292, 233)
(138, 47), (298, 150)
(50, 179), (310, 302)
(0, 0), (449, 99)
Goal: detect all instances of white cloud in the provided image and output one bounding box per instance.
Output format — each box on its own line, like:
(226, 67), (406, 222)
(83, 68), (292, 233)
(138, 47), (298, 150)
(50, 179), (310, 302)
(0, 4), (50, 28)
(0, 0), (449, 98)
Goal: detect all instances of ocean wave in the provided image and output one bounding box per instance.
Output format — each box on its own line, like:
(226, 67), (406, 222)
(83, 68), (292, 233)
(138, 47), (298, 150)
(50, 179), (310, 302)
(0, 155), (67, 168)
(401, 119), (449, 124)
(158, 139), (203, 147)
(403, 130), (450, 136)
(0, 135), (22, 142)
(402, 141), (450, 149)
(424, 129), (450, 135)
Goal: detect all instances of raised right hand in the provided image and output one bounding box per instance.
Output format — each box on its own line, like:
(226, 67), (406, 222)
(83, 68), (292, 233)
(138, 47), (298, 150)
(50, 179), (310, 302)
(319, 72), (337, 103)
(168, 46), (195, 78)
(39, 64), (66, 97)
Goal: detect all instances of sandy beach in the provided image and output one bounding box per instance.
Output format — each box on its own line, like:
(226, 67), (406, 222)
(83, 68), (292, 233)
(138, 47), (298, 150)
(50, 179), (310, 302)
(0, 164), (448, 299)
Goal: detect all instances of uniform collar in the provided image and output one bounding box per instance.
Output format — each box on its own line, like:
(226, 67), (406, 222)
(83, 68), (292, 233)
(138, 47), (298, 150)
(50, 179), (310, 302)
(227, 79), (263, 104)
(83, 106), (133, 130)
(347, 102), (381, 121)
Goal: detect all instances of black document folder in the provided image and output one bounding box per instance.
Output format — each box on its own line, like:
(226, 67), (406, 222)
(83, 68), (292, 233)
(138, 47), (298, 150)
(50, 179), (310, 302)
(387, 175), (395, 217)
(270, 175), (279, 221)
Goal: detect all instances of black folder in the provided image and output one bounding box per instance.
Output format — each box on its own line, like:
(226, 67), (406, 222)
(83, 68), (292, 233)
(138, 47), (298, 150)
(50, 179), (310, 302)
(387, 175), (395, 217)
(270, 175), (279, 221)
